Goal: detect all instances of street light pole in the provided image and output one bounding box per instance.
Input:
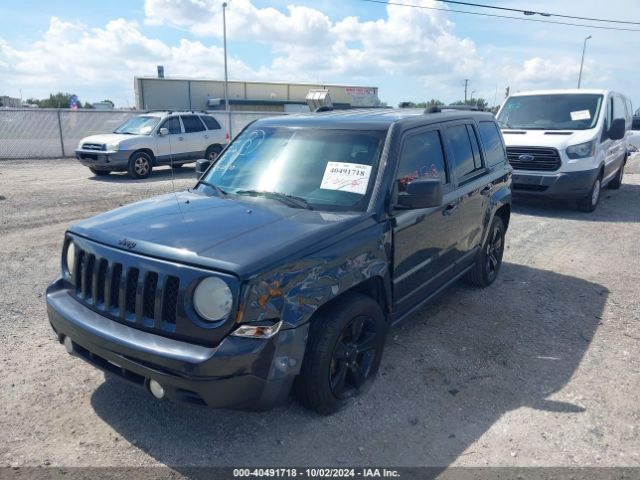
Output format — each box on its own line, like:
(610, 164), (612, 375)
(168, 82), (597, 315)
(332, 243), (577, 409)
(577, 35), (592, 89)
(222, 2), (232, 139)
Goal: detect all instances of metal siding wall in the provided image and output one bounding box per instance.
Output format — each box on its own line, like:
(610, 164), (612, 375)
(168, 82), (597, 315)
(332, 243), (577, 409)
(141, 79), (190, 110)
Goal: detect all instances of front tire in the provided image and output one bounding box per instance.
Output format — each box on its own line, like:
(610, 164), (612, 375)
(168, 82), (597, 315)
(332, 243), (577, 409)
(576, 175), (601, 212)
(294, 293), (387, 414)
(89, 168), (110, 176)
(464, 216), (505, 287)
(205, 144), (223, 161)
(607, 159), (625, 190)
(127, 152), (153, 179)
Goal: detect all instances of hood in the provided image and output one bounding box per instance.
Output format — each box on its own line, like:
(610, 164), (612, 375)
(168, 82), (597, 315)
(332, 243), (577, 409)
(501, 128), (598, 150)
(80, 133), (145, 146)
(69, 190), (368, 276)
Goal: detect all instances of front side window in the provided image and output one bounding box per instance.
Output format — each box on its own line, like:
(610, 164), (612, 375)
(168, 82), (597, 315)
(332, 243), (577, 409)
(114, 116), (160, 135)
(181, 115), (206, 133)
(497, 94), (603, 130)
(396, 130), (447, 192)
(478, 121), (506, 167)
(160, 117), (181, 134)
(199, 126), (387, 211)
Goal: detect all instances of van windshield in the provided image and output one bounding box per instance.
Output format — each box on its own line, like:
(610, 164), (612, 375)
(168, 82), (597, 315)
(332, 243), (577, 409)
(198, 126), (386, 212)
(497, 94), (603, 130)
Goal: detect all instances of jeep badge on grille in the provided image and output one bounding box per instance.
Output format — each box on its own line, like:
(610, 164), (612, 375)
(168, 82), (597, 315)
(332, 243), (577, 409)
(118, 238), (137, 249)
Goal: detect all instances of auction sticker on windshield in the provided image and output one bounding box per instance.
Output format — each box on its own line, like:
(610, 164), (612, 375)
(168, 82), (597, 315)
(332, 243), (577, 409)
(570, 110), (591, 121)
(320, 162), (372, 195)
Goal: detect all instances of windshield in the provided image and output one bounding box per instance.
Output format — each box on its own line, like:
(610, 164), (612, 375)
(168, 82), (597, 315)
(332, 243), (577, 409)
(114, 116), (160, 135)
(497, 94), (603, 130)
(199, 126), (387, 211)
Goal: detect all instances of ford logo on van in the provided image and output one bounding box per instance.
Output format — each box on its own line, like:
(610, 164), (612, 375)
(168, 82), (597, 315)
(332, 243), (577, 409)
(518, 154), (535, 162)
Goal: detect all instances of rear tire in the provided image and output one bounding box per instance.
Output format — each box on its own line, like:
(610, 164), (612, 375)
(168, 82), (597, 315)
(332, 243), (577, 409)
(205, 144), (223, 161)
(294, 293), (387, 415)
(464, 216), (505, 287)
(127, 152), (153, 179)
(89, 168), (110, 176)
(607, 159), (625, 190)
(576, 175), (602, 212)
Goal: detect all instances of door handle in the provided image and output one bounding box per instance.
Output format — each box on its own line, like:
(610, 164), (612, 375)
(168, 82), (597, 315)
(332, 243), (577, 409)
(442, 203), (458, 216)
(481, 183), (493, 196)
(178, 136), (184, 141)
(204, 134), (209, 139)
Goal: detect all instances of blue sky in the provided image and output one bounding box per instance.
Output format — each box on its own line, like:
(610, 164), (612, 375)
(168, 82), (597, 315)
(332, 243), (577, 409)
(1, 0), (638, 109)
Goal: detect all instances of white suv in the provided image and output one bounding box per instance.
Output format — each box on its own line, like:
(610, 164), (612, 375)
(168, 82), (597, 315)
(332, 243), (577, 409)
(74, 111), (228, 179)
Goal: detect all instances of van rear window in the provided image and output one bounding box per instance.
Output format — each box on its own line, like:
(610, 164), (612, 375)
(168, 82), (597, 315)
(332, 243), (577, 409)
(497, 94), (603, 131)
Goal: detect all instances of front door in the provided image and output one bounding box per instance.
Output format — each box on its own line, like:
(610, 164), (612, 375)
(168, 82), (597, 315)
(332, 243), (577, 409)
(392, 128), (462, 319)
(155, 116), (189, 165)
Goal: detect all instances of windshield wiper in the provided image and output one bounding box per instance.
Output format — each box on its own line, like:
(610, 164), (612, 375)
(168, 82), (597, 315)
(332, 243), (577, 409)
(198, 181), (227, 196)
(235, 190), (313, 210)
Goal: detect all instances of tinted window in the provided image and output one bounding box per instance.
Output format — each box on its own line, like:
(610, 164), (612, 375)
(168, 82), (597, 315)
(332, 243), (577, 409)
(632, 117), (640, 131)
(478, 121), (506, 167)
(396, 130), (447, 192)
(446, 125), (476, 179)
(181, 115), (206, 133)
(467, 125), (483, 169)
(160, 117), (181, 134)
(201, 115), (221, 130)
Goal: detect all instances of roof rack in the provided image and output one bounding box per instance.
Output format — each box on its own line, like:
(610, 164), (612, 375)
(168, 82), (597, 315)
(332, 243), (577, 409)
(313, 105), (388, 113)
(424, 105), (484, 114)
(144, 109), (210, 115)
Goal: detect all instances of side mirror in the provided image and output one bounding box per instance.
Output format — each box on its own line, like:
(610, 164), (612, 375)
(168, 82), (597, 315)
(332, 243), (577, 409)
(609, 118), (626, 140)
(396, 178), (443, 209)
(158, 127), (169, 136)
(195, 158), (212, 179)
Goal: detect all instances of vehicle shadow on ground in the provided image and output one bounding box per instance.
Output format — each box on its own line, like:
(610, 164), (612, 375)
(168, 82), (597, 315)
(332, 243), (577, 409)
(91, 262), (606, 469)
(87, 165), (197, 184)
(512, 182), (640, 223)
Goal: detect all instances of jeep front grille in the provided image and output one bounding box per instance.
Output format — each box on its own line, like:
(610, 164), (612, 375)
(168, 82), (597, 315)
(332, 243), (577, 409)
(506, 146), (561, 171)
(73, 247), (179, 328)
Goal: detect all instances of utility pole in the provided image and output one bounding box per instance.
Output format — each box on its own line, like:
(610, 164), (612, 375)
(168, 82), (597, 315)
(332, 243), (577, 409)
(577, 35), (592, 89)
(222, 2), (232, 139)
(464, 79), (470, 103)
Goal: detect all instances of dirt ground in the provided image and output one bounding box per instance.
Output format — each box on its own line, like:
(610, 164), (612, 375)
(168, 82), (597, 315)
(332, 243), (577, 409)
(0, 157), (638, 470)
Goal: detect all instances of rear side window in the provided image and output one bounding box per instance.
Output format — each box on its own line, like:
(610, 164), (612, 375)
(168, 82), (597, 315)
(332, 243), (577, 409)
(201, 115), (221, 130)
(160, 117), (181, 134)
(396, 130), (447, 192)
(478, 121), (506, 167)
(446, 124), (481, 180)
(181, 115), (206, 133)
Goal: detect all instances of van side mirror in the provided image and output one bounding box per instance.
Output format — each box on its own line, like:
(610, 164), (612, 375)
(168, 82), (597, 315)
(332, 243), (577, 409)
(396, 178), (443, 209)
(158, 127), (169, 136)
(609, 118), (626, 140)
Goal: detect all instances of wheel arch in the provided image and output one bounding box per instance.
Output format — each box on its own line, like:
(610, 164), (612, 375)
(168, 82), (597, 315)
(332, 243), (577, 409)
(131, 148), (156, 165)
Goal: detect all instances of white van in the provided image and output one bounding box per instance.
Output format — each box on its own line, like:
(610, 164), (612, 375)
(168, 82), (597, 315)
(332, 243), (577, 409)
(496, 89), (631, 211)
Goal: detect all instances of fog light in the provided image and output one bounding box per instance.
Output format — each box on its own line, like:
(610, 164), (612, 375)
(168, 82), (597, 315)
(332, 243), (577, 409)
(63, 336), (74, 354)
(149, 379), (165, 399)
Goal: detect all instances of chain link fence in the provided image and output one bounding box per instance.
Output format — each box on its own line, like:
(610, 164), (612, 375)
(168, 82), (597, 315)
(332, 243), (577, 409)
(0, 109), (286, 160)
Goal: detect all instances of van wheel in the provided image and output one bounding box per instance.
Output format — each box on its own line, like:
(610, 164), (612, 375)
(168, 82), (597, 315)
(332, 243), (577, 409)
(464, 216), (505, 287)
(607, 160), (625, 190)
(576, 175), (601, 212)
(89, 168), (110, 176)
(128, 152), (153, 179)
(294, 293), (387, 415)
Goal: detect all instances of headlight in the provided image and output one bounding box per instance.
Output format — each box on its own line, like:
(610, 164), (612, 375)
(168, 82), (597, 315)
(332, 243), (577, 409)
(566, 141), (595, 159)
(106, 142), (120, 151)
(65, 241), (76, 276)
(193, 277), (233, 321)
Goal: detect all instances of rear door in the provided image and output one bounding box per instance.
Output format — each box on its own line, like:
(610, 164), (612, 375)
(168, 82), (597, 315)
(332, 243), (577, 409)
(155, 116), (188, 165)
(180, 115), (208, 160)
(200, 115), (227, 147)
(392, 127), (462, 318)
(443, 122), (491, 270)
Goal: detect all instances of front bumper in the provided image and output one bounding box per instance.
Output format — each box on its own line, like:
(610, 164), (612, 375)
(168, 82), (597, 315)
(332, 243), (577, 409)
(74, 149), (132, 170)
(511, 167), (600, 199)
(46, 279), (308, 410)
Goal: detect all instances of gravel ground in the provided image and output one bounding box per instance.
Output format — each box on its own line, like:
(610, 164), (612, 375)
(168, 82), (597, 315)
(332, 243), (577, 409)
(0, 158), (639, 470)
